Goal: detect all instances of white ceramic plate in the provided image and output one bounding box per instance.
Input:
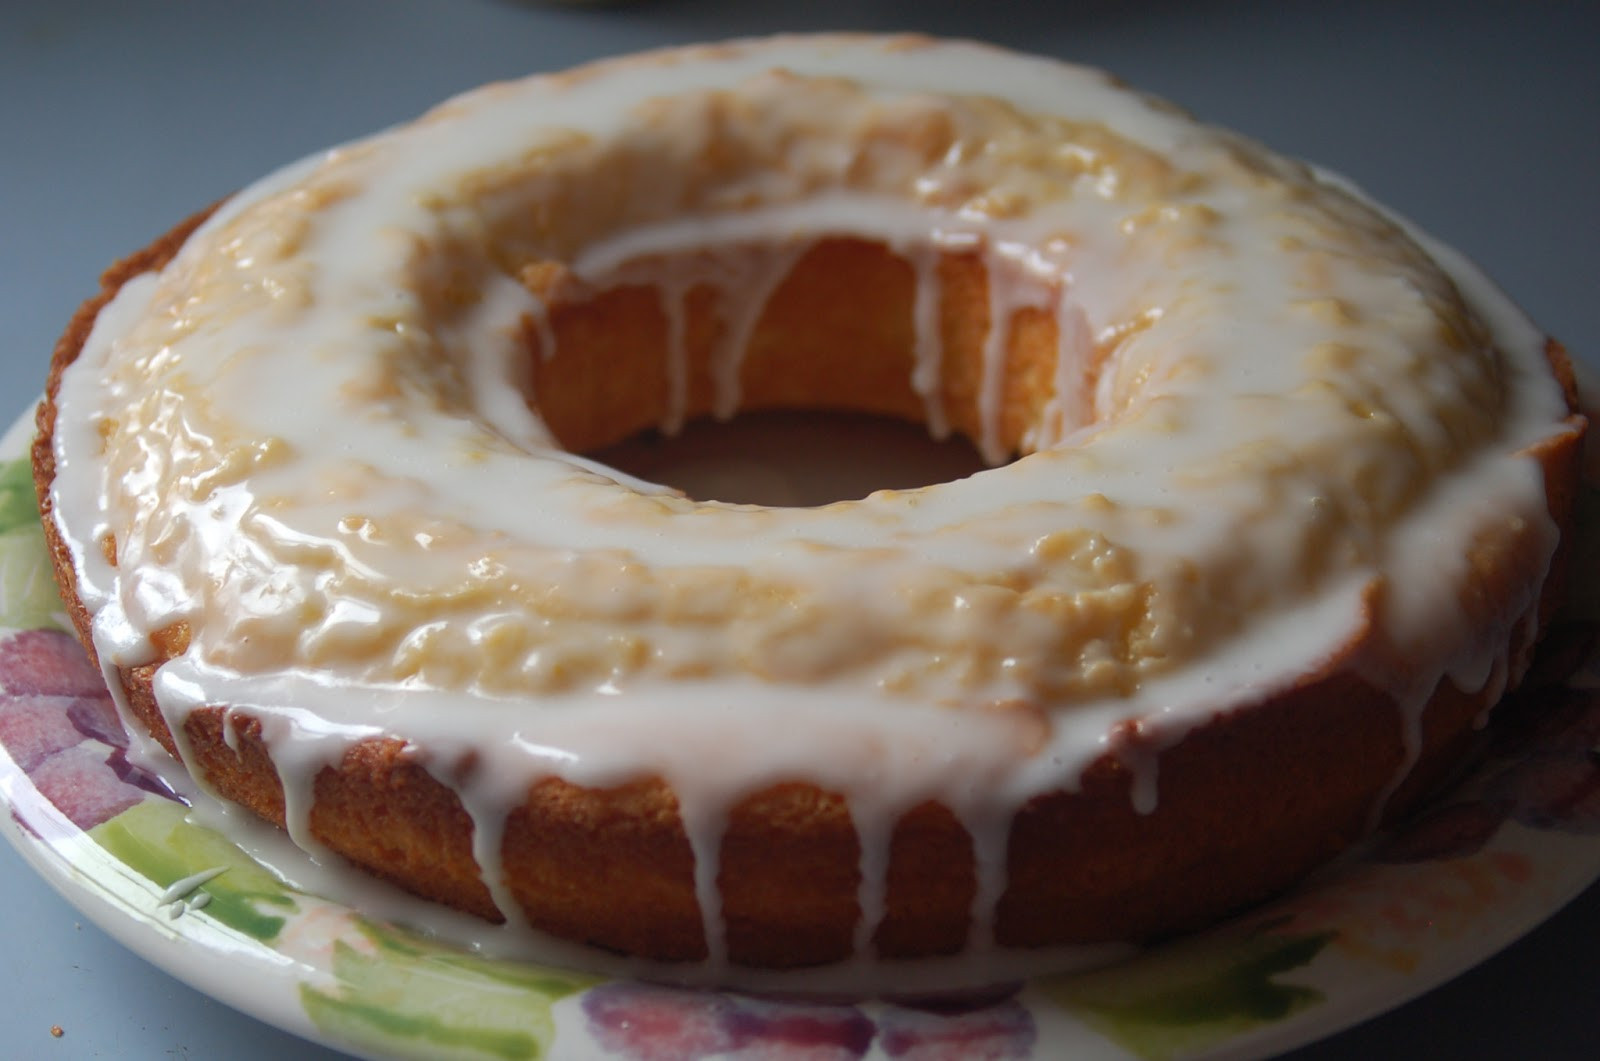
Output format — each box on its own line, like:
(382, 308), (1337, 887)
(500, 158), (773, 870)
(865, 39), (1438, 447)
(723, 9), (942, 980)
(4, 405), (1599, 1061)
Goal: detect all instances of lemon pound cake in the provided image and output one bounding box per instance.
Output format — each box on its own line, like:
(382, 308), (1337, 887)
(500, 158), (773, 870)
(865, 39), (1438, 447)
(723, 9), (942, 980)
(34, 35), (1585, 984)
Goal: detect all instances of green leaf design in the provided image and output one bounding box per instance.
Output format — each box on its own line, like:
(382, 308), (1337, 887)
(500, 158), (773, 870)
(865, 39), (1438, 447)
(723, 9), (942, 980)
(0, 457), (64, 631)
(90, 799), (298, 942)
(93, 796), (597, 1058)
(1041, 926), (1334, 1061)
(0, 526), (64, 632)
(0, 456), (37, 536)
(300, 919), (596, 1060)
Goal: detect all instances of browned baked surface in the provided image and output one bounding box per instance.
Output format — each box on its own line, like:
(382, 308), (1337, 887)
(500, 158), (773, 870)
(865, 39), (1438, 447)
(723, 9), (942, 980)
(33, 213), (1586, 968)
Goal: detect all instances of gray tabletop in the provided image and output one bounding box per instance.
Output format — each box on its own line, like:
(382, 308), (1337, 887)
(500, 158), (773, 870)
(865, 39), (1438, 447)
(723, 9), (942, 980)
(2, 2), (1597, 1058)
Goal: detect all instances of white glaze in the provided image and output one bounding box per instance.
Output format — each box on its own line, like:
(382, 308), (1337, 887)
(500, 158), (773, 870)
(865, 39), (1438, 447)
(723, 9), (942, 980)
(45, 35), (1580, 988)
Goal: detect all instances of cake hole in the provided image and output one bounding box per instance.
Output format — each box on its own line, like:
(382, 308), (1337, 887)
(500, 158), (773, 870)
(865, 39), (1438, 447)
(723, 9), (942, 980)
(524, 236), (1083, 467)
(590, 410), (991, 507)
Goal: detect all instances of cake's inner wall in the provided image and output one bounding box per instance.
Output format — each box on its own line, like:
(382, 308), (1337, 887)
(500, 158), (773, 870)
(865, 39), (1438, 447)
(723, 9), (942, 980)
(522, 237), (1074, 459)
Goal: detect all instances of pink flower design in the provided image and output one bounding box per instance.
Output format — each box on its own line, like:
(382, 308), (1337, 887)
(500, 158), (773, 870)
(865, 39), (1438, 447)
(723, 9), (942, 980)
(0, 629), (108, 698)
(583, 983), (740, 1060)
(26, 743), (147, 830)
(0, 694), (90, 771)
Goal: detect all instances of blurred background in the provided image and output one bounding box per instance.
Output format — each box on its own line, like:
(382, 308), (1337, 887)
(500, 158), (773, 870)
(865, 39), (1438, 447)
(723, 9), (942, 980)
(1, 2), (1596, 1058)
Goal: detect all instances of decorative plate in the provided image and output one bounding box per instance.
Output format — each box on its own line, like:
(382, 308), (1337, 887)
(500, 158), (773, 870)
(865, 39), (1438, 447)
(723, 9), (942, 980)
(3, 405), (1598, 1061)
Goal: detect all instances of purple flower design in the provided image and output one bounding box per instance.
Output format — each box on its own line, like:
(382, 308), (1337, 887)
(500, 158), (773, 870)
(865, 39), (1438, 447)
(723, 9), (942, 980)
(877, 997), (1036, 1060)
(1376, 800), (1511, 864)
(1378, 654), (1600, 862)
(0, 628), (176, 834)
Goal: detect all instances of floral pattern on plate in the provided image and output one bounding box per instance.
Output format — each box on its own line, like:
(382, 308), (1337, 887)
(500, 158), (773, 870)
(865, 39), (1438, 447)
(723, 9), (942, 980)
(3, 422), (1599, 1060)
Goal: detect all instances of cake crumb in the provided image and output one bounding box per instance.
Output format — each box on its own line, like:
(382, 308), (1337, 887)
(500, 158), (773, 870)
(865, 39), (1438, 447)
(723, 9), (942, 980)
(50, 1025), (64, 1038)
